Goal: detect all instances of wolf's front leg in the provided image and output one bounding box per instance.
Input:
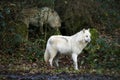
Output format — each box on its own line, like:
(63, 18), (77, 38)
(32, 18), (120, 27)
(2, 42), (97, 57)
(72, 54), (78, 70)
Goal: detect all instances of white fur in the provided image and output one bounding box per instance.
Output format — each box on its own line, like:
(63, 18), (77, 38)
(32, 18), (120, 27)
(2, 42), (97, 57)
(44, 29), (91, 70)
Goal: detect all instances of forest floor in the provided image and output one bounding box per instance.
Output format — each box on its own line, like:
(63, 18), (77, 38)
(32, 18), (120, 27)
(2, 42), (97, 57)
(0, 55), (120, 80)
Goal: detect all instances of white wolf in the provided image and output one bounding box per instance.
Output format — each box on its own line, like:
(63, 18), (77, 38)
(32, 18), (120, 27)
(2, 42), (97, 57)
(44, 29), (91, 70)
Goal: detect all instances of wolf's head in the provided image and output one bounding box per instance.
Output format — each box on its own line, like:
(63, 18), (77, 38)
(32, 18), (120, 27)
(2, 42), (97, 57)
(82, 29), (91, 43)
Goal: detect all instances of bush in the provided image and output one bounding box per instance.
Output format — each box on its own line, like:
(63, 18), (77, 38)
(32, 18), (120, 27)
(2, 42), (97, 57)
(0, 5), (28, 54)
(84, 28), (120, 69)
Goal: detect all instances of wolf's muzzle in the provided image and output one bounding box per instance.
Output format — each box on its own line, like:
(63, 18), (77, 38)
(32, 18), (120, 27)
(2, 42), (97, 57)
(85, 39), (91, 43)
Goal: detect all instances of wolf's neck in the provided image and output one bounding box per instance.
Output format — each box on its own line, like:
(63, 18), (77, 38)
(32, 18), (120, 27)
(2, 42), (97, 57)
(71, 31), (82, 39)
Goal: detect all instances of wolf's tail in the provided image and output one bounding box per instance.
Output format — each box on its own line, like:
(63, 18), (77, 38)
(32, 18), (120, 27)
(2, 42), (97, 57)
(44, 49), (49, 63)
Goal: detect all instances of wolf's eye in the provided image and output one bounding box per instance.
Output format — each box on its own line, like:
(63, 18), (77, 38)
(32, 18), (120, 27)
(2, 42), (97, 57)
(86, 35), (88, 37)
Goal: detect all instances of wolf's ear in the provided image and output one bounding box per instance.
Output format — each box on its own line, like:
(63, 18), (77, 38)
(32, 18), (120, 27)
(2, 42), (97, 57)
(83, 28), (85, 33)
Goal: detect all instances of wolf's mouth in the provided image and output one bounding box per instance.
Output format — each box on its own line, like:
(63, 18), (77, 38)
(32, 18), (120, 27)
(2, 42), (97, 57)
(85, 40), (90, 43)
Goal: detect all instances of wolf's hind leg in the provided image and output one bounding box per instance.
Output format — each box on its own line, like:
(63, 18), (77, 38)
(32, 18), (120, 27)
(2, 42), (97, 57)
(54, 53), (59, 67)
(55, 58), (59, 67)
(49, 51), (57, 67)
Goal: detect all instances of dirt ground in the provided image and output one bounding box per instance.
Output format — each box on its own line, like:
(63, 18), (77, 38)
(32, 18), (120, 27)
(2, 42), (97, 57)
(0, 55), (119, 80)
(0, 72), (119, 80)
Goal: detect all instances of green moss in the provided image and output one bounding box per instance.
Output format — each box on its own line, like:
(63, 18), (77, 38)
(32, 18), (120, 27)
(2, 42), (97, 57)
(85, 28), (99, 55)
(90, 28), (99, 44)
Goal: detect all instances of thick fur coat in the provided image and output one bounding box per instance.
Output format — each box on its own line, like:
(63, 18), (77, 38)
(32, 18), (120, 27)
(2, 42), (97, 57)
(44, 29), (91, 70)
